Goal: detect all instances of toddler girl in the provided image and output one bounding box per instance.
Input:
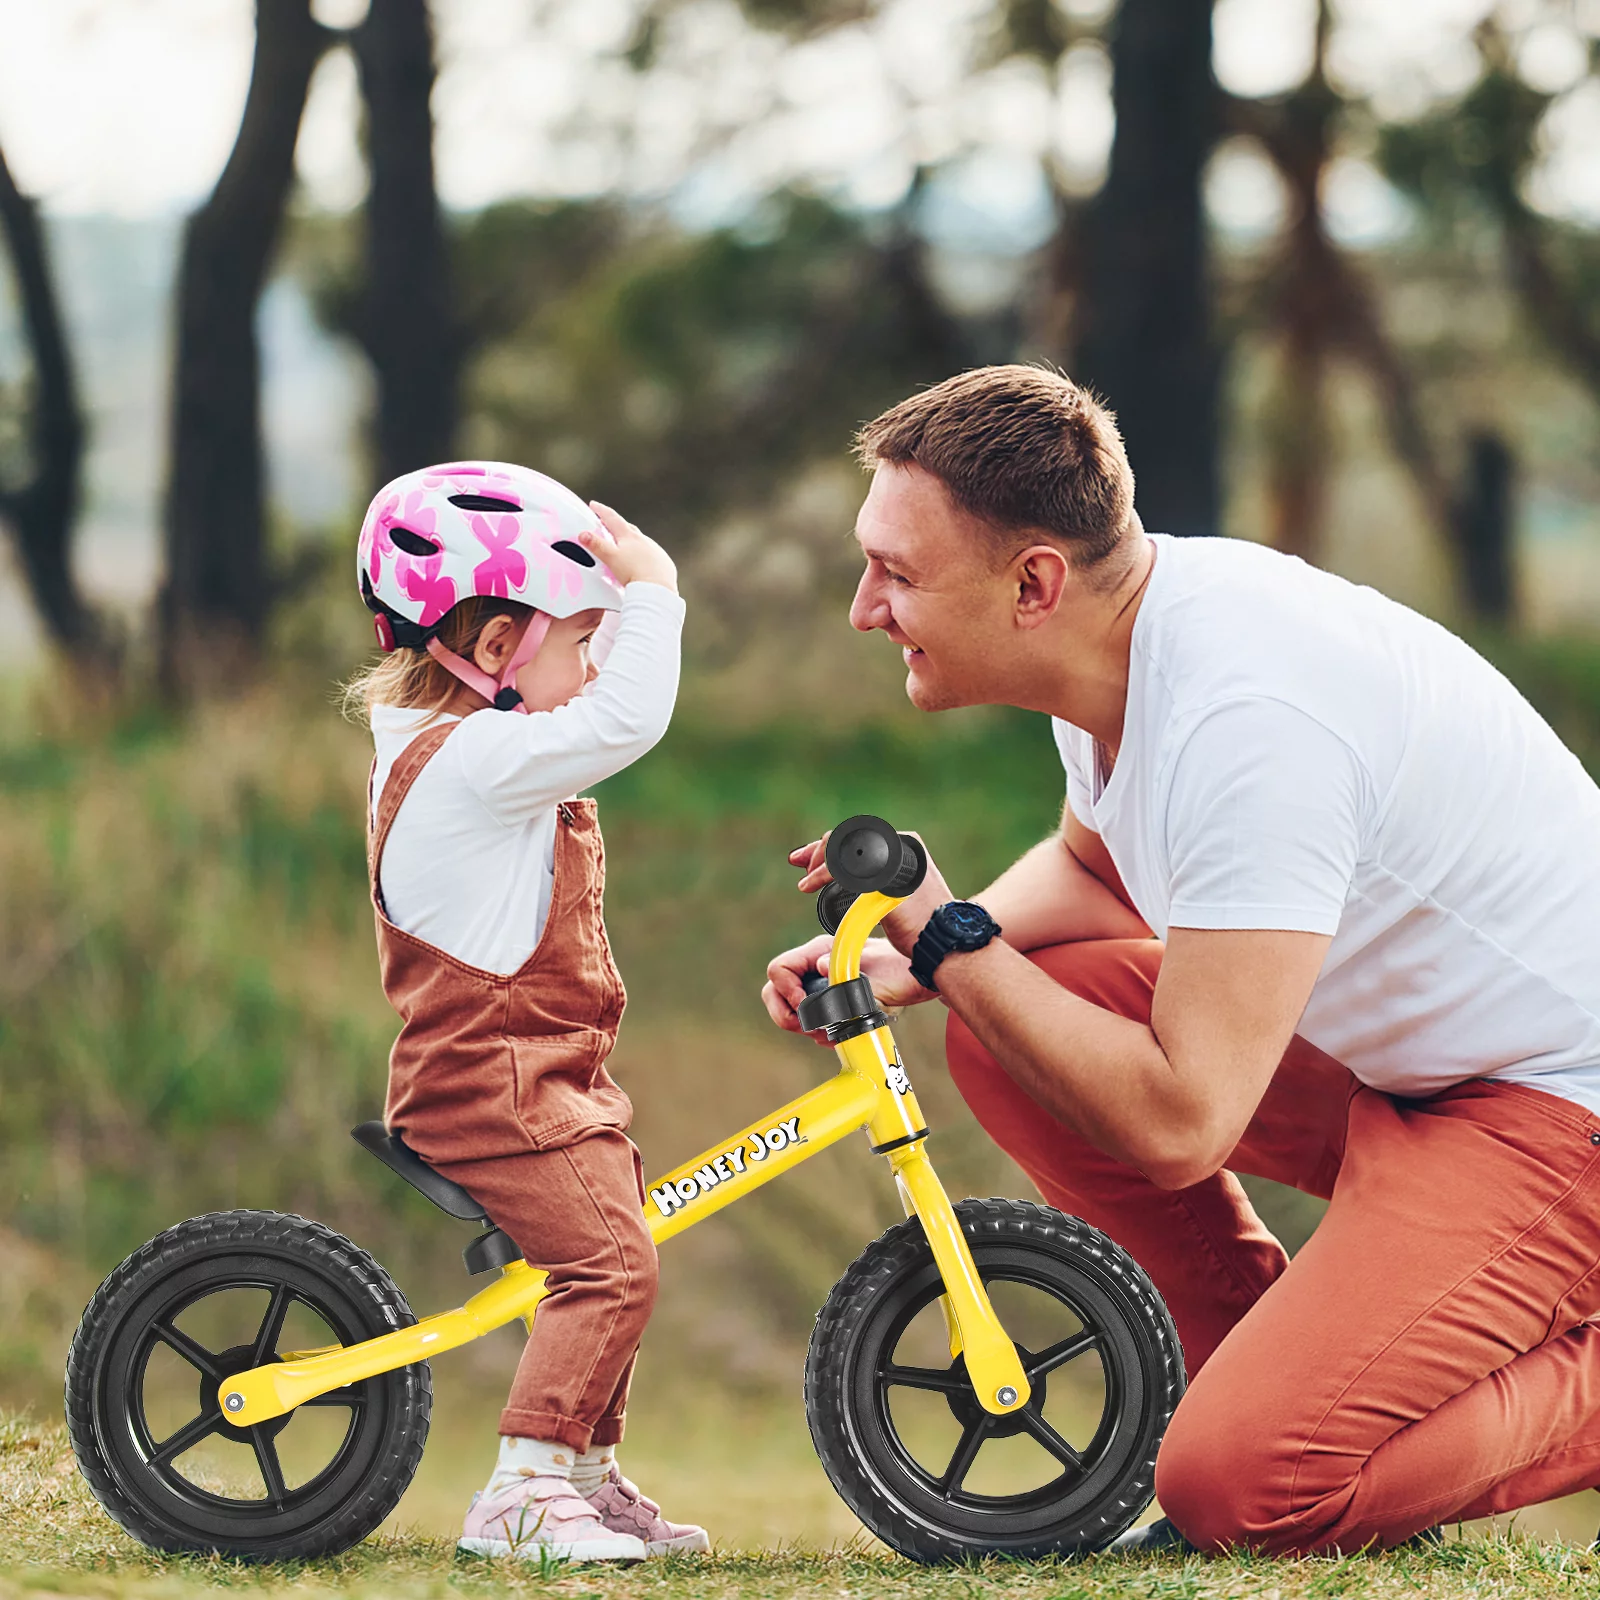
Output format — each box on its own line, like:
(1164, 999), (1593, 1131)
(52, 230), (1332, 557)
(351, 461), (704, 1562)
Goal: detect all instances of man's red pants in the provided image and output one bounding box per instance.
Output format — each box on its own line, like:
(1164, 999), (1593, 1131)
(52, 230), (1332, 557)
(945, 938), (1600, 1553)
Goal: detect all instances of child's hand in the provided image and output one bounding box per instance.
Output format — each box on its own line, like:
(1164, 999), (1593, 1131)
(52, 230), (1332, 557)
(582, 502), (679, 594)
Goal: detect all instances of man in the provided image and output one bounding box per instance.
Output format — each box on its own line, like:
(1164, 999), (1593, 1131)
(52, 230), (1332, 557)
(762, 364), (1600, 1555)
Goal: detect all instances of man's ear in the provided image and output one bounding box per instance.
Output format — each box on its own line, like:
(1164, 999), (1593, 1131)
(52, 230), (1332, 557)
(1013, 543), (1070, 628)
(471, 613), (517, 675)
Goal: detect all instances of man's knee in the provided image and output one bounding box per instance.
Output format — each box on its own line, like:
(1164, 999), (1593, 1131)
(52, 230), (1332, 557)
(1155, 1403), (1280, 1550)
(1154, 1394), (1347, 1555)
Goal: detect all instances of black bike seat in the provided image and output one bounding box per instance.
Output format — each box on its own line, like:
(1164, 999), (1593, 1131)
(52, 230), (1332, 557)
(350, 1121), (488, 1223)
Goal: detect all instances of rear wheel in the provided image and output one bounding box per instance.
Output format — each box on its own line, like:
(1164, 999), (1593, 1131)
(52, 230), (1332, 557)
(65, 1210), (431, 1560)
(806, 1197), (1183, 1562)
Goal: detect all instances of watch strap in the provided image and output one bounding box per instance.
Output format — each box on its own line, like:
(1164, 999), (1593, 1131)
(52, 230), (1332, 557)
(910, 901), (1000, 993)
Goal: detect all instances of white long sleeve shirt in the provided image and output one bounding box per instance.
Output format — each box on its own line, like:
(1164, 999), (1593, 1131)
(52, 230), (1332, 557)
(370, 582), (685, 975)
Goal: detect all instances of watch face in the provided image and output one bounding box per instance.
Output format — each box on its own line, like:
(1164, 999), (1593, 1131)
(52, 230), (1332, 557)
(943, 903), (993, 939)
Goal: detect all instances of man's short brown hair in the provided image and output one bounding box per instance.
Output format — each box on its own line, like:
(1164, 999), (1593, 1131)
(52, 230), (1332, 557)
(855, 365), (1137, 577)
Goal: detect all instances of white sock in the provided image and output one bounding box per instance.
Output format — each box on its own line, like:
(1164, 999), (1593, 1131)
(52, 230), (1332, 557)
(569, 1443), (617, 1497)
(484, 1435), (574, 1497)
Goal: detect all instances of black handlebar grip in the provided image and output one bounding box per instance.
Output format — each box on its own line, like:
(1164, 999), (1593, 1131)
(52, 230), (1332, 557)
(816, 879), (857, 935)
(825, 815), (928, 898)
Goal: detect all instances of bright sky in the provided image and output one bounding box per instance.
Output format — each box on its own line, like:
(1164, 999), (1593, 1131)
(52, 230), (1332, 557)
(0, 0), (1595, 227)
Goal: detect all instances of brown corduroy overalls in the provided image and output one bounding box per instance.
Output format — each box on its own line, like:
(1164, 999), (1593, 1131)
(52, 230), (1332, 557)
(369, 719), (659, 1449)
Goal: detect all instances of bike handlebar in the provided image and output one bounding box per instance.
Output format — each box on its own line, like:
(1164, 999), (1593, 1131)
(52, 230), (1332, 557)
(816, 816), (927, 936)
(825, 815), (927, 898)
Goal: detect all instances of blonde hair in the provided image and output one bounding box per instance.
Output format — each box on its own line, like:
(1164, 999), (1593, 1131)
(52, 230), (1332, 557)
(342, 597), (536, 723)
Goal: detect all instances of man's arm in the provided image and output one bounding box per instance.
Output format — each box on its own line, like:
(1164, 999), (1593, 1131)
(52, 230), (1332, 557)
(761, 809), (1146, 1032)
(933, 924), (1331, 1188)
(935, 699), (1362, 1187)
(973, 811), (1148, 951)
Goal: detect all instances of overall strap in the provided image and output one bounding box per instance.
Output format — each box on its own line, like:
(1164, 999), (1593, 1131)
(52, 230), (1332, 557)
(368, 719), (460, 911)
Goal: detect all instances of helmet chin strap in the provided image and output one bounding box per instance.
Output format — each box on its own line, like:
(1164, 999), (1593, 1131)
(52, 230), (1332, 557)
(426, 612), (552, 713)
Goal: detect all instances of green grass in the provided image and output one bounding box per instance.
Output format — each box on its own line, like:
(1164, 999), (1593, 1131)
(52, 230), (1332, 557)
(7, 1412), (1600, 1600)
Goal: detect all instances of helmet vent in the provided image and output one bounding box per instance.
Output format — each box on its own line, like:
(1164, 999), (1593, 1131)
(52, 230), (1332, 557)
(552, 539), (597, 568)
(449, 493), (522, 513)
(390, 526), (441, 557)
(387, 528), (438, 560)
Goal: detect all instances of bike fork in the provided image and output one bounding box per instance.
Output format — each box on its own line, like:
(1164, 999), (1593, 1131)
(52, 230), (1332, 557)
(886, 1140), (1032, 1414)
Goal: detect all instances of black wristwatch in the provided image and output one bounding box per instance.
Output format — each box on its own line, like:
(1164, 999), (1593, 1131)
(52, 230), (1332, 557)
(909, 901), (1002, 993)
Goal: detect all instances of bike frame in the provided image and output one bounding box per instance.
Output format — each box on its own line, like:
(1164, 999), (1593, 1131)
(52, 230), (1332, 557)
(216, 890), (1032, 1430)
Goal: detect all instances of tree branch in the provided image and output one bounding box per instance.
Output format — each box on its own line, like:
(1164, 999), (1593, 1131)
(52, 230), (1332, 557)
(0, 135), (102, 656)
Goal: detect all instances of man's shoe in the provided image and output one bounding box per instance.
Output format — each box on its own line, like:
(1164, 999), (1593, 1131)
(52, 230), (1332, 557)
(457, 1476), (648, 1562)
(1109, 1516), (1198, 1554)
(1394, 1524), (1445, 1550)
(585, 1465), (711, 1555)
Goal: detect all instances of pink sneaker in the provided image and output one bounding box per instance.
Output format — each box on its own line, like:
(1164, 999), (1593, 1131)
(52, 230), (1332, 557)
(585, 1466), (710, 1555)
(457, 1475), (648, 1563)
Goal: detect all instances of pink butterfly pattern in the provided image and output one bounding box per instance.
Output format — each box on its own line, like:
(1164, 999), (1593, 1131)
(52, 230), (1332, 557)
(471, 512), (528, 597)
(398, 552), (457, 626)
(360, 491), (400, 585)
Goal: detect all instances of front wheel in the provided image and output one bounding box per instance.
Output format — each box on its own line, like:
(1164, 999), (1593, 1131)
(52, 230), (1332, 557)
(806, 1197), (1184, 1562)
(65, 1210), (431, 1560)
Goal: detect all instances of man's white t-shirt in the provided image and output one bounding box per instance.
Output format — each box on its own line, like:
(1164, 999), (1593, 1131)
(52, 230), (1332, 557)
(1054, 534), (1600, 1115)
(371, 582), (684, 975)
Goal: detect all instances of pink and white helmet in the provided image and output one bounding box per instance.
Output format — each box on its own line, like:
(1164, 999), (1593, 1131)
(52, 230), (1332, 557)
(357, 460), (623, 712)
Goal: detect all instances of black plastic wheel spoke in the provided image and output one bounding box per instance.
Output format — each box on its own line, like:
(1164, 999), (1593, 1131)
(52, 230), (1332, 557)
(150, 1409), (224, 1467)
(251, 1427), (288, 1507)
(153, 1321), (223, 1380)
(938, 1415), (991, 1498)
(300, 1383), (367, 1409)
(1026, 1330), (1099, 1381)
(252, 1283), (294, 1365)
(1020, 1407), (1084, 1471)
(880, 1362), (966, 1394)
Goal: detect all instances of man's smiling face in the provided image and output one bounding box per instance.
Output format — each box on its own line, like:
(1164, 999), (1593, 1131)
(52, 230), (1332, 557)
(849, 462), (1016, 712)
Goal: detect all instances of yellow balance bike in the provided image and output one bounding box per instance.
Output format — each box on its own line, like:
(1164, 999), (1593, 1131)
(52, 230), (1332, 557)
(65, 816), (1183, 1564)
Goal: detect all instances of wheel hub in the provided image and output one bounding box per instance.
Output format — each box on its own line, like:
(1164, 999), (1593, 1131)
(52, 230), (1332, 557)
(205, 1345), (290, 1440)
(942, 1348), (1044, 1440)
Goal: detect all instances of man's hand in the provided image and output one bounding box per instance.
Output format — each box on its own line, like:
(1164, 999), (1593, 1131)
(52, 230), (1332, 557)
(761, 934), (935, 1038)
(762, 822), (959, 1037)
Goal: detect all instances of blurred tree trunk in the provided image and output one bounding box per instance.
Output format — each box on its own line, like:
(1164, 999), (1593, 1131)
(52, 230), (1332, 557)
(1453, 429), (1516, 627)
(1074, 0), (1219, 538)
(160, 0), (333, 690)
(0, 140), (102, 659)
(1252, 3), (1336, 563)
(350, 0), (458, 485)
(1228, 0), (1455, 576)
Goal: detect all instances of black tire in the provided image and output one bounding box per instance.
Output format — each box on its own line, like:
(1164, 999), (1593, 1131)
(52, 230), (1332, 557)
(805, 1197), (1183, 1562)
(65, 1210), (431, 1560)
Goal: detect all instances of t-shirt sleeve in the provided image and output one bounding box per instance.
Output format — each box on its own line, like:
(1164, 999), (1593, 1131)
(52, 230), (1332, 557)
(1051, 717), (1098, 832)
(454, 582), (685, 824)
(1163, 699), (1366, 935)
